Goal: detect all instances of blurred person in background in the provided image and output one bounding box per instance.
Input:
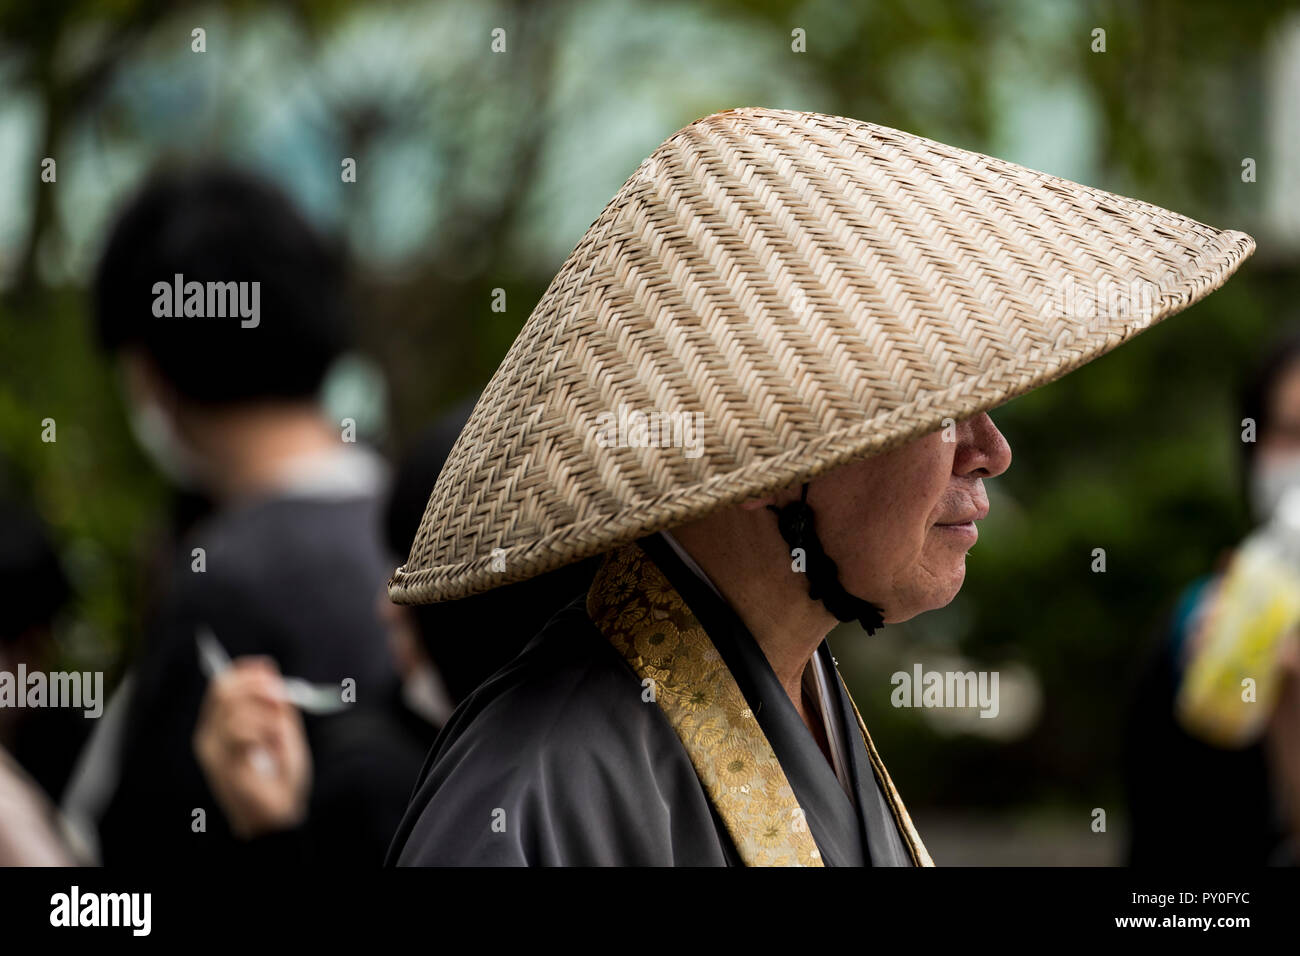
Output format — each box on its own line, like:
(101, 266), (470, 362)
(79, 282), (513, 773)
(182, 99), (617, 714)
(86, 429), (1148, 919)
(185, 401), (603, 856)
(0, 501), (82, 865)
(1125, 328), (1300, 866)
(82, 167), (409, 867)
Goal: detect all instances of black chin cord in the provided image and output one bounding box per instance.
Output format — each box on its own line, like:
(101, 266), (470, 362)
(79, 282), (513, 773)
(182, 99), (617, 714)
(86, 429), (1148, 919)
(766, 483), (886, 636)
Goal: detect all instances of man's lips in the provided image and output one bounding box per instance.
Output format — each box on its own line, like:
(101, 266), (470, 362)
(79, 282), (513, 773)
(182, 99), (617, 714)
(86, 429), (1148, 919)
(934, 520), (978, 543)
(934, 506), (988, 541)
(935, 505), (989, 526)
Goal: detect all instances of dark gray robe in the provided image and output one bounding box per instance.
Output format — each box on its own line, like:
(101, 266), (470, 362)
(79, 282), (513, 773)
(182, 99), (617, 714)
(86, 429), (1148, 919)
(387, 534), (915, 866)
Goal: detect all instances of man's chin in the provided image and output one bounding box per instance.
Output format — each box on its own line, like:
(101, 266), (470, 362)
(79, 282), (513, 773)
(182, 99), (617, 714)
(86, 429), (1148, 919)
(880, 576), (966, 625)
(929, 567), (967, 612)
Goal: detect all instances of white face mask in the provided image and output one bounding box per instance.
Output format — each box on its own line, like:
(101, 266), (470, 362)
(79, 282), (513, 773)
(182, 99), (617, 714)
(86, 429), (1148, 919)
(1249, 451), (1300, 525)
(126, 400), (208, 491)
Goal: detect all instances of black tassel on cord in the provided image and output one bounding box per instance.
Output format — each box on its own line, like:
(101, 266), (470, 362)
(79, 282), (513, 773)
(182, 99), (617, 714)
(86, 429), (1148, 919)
(766, 483), (886, 635)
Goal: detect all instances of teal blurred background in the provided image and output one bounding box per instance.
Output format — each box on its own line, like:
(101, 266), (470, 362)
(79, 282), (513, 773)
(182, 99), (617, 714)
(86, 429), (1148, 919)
(2, 0), (1298, 863)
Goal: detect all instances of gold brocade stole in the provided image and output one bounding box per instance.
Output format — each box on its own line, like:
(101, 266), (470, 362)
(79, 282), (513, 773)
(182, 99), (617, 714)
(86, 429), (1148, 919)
(587, 543), (934, 868)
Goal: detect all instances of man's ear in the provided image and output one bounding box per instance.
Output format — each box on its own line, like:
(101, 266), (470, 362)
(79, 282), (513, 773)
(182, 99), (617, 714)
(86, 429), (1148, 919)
(739, 496), (774, 512)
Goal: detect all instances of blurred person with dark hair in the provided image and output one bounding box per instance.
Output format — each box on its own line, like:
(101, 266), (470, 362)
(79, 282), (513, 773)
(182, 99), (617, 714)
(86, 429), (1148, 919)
(1125, 327), (1300, 866)
(184, 399), (602, 857)
(85, 166), (407, 867)
(0, 501), (81, 864)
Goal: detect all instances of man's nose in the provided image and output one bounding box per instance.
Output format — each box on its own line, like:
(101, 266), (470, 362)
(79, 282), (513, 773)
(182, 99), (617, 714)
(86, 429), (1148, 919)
(955, 412), (1012, 478)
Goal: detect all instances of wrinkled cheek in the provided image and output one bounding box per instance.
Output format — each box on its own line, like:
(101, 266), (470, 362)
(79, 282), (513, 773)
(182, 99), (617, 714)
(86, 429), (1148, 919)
(872, 534), (929, 596)
(918, 533), (966, 583)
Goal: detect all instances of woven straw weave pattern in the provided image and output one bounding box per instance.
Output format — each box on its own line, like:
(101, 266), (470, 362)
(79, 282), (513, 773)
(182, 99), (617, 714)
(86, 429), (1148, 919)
(391, 107), (1254, 604)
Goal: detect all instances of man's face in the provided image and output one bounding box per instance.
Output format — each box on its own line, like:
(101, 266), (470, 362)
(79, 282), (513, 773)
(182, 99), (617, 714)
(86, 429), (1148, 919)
(799, 412), (1011, 623)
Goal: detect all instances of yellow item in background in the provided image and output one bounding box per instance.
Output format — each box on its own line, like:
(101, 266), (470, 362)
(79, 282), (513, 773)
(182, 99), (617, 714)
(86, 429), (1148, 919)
(1178, 488), (1300, 748)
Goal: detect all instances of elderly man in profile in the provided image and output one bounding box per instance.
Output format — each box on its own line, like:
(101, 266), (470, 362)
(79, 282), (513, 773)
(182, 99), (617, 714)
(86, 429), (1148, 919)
(383, 108), (1252, 866)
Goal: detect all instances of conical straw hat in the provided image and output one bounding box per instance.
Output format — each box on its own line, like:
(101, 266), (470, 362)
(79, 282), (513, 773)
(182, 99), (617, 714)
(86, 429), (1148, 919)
(390, 107), (1254, 605)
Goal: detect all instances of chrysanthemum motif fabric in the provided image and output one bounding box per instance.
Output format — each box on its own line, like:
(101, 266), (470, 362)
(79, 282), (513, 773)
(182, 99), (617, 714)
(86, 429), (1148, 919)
(587, 543), (823, 866)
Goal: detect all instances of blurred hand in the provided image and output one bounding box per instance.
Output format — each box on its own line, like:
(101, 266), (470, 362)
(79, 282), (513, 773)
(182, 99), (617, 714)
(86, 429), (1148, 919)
(193, 656), (311, 839)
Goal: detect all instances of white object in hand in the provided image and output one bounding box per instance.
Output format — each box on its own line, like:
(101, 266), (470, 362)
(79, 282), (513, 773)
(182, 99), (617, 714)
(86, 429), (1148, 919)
(195, 627), (348, 714)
